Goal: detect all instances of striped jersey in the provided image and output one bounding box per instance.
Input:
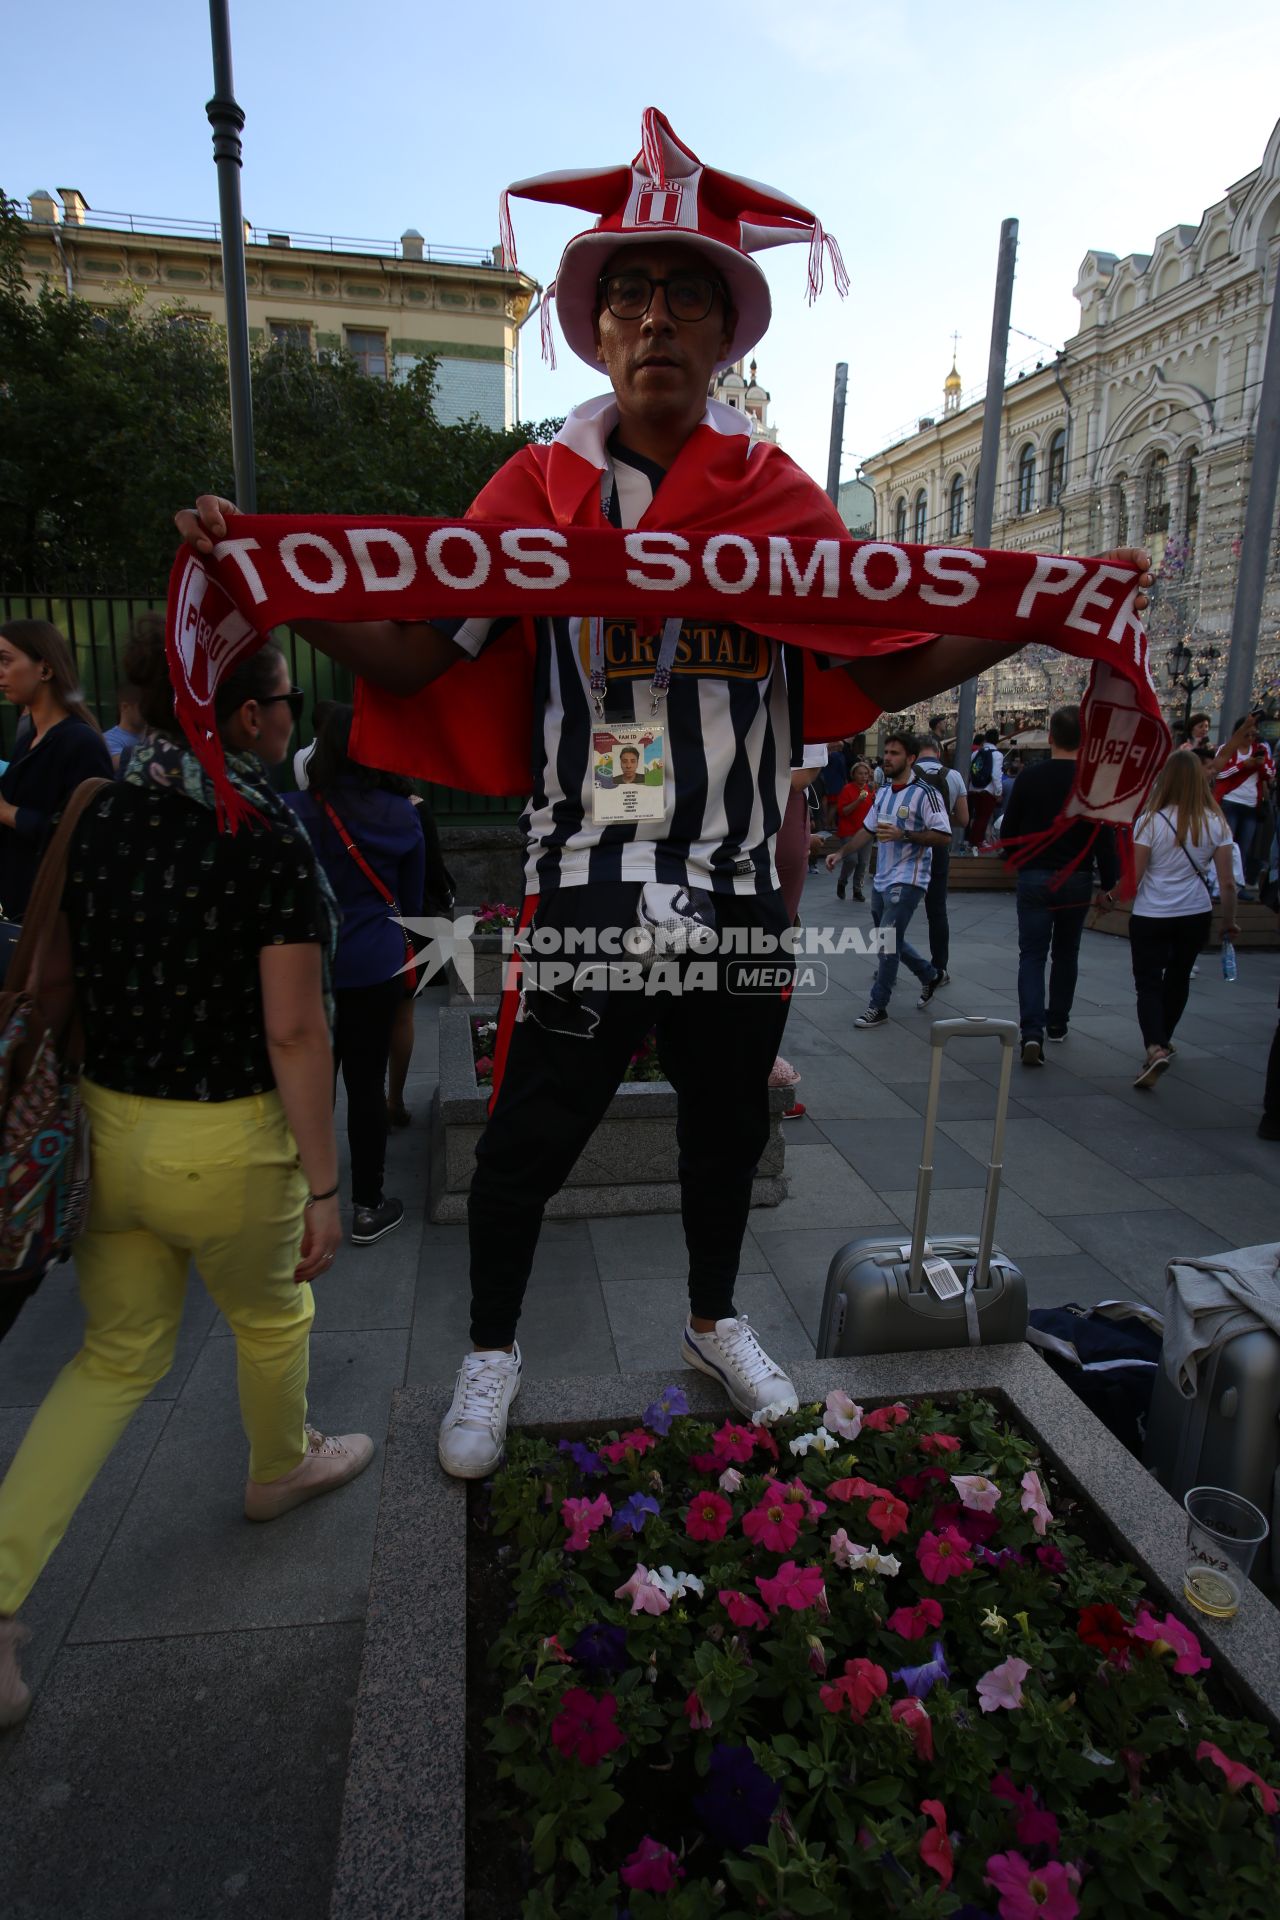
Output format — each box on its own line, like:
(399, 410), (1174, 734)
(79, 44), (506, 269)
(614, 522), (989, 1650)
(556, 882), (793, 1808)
(870, 778), (948, 889)
(449, 435), (793, 896)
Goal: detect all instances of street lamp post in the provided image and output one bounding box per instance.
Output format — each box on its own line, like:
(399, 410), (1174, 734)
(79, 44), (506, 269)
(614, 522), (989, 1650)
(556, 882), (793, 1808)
(1166, 640), (1218, 737)
(207, 0), (256, 510)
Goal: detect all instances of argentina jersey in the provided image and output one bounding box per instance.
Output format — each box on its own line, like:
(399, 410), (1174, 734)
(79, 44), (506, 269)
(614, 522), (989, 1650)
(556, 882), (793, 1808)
(449, 437), (793, 896)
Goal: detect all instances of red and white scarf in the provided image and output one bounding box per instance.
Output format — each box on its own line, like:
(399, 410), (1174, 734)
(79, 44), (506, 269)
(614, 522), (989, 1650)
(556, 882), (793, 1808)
(166, 398), (1169, 831)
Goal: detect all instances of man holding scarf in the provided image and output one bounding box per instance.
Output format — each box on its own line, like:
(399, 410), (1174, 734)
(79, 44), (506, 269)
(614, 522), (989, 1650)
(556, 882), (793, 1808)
(177, 111), (1150, 1479)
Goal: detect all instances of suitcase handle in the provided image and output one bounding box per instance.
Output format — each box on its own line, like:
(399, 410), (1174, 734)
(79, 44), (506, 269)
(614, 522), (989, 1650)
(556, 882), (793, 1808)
(908, 1018), (1019, 1296)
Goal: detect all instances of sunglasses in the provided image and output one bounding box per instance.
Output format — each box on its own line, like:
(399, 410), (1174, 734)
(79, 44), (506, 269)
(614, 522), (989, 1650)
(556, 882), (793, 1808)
(258, 686), (305, 721)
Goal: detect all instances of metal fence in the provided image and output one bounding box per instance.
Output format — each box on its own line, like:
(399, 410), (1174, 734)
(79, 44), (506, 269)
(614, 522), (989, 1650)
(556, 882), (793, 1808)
(0, 587), (522, 820)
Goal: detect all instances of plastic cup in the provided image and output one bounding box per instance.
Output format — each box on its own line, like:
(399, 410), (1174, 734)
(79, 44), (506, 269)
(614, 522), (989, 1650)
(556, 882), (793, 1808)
(1182, 1486), (1269, 1619)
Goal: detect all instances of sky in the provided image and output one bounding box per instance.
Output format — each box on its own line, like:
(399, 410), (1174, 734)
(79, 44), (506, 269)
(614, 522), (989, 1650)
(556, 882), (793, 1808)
(5, 0), (1280, 486)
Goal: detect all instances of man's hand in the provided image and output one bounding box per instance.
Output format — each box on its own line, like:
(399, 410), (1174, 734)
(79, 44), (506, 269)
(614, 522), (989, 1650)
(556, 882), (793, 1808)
(878, 824), (905, 843)
(1098, 547), (1153, 612)
(824, 851), (840, 872)
(174, 493), (239, 556)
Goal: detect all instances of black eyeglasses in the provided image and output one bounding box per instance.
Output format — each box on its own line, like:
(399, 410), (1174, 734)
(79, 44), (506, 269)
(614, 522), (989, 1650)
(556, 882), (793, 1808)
(598, 271), (726, 324)
(258, 686), (305, 721)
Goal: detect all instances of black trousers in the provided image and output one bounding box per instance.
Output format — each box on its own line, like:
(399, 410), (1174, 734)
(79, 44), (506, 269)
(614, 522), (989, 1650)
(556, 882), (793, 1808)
(924, 847), (951, 974)
(0, 1268), (45, 1347)
(467, 892), (793, 1348)
(1128, 910), (1210, 1051)
(333, 978), (402, 1208)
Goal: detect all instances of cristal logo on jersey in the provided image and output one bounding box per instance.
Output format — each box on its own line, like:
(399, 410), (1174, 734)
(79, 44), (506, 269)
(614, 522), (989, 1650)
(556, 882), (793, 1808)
(577, 617), (768, 682)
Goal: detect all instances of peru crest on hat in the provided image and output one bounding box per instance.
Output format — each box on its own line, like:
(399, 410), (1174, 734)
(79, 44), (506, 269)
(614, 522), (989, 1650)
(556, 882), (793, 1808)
(499, 107), (848, 371)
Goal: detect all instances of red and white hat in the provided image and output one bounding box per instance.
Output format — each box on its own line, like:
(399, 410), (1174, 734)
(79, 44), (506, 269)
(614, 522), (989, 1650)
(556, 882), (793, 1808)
(499, 107), (848, 372)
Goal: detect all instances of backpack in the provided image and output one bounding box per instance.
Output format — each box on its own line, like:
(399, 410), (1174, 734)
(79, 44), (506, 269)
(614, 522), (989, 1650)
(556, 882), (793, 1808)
(0, 779), (109, 1279)
(969, 745), (995, 790)
(1026, 1301), (1163, 1459)
(914, 765), (952, 826)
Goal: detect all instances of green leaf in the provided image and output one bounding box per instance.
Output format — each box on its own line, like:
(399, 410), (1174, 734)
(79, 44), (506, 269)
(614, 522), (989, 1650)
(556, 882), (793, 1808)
(855, 1776), (903, 1807)
(565, 1836), (592, 1879)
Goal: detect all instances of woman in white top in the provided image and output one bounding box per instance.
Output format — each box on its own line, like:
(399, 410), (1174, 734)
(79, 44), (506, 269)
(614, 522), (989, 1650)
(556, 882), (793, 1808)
(1128, 753), (1238, 1088)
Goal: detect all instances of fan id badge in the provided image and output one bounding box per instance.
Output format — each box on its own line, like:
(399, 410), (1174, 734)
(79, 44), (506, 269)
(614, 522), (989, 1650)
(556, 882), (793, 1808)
(591, 724), (668, 825)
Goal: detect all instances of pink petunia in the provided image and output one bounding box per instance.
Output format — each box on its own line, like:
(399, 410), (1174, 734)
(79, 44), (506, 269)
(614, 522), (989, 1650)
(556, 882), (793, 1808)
(561, 1493), (612, 1552)
(919, 1431), (962, 1455)
(886, 1598), (945, 1640)
(550, 1688), (626, 1767)
(717, 1587), (771, 1630)
(757, 1559), (827, 1615)
(827, 1473), (883, 1504)
(986, 1852), (1081, 1920)
(897, 1466), (949, 1500)
(1036, 1543), (1067, 1573)
(620, 1835), (685, 1894)
(685, 1490), (733, 1542)
(932, 1499), (1001, 1546)
(992, 1773), (1061, 1851)
(916, 1526), (975, 1585)
(1196, 1741), (1280, 1814)
(613, 1564), (671, 1617)
(892, 1696), (934, 1762)
(977, 1655), (1030, 1714)
(823, 1389), (864, 1439)
(683, 1689), (712, 1731)
(867, 1492), (910, 1543)
(539, 1634), (573, 1665)
(919, 1799), (953, 1889)
(782, 1476), (827, 1521)
(598, 1427), (657, 1465)
(819, 1657), (888, 1721)
(712, 1419), (758, 1463)
(1132, 1608), (1211, 1676)
(1019, 1469), (1053, 1536)
(742, 1492), (803, 1553)
(862, 1401), (911, 1431)
(951, 1473), (1002, 1512)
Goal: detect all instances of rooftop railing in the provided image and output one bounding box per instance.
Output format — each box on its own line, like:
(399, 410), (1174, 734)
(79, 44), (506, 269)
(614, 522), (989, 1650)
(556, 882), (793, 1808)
(17, 201), (504, 268)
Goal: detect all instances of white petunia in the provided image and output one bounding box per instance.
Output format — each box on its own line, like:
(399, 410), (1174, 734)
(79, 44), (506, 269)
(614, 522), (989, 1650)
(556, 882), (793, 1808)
(653, 1565), (705, 1600)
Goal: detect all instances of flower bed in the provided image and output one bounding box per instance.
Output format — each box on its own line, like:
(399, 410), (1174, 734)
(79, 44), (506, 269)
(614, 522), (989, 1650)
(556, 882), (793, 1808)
(470, 1390), (1280, 1919)
(471, 1018), (669, 1087)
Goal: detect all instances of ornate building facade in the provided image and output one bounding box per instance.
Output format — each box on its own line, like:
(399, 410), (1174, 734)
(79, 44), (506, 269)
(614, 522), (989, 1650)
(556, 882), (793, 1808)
(709, 357), (778, 441)
(19, 187), (538, 431)
(860, 120), (1280, 735)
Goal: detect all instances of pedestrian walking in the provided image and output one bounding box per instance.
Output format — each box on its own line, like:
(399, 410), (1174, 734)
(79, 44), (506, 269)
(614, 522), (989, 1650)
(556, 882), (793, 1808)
(1214, 712), (1274, 894)
(832, 758), (876, 899)
(965, 727), (1004, 850)
(1001, 705), (1120, 1065)
(1127, 751), (1238, 1088)
(913, 732), (968, 983)
(0, 629), (368, 1729)
(287, 704), (423, 1245)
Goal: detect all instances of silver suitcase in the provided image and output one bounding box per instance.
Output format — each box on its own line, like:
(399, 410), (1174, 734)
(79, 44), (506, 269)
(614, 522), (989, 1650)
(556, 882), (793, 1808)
(1145, 1331), (1280, 1589)
(815, 1017), (1028, 1358)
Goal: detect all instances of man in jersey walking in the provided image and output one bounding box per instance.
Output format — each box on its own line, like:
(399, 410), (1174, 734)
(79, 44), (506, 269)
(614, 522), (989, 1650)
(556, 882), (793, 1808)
(178, 111), (1152, 1480)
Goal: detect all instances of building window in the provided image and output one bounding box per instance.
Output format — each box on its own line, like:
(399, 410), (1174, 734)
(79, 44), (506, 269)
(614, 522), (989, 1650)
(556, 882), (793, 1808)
(270, 320), (313, 351)
(1115, 474), (1129, 547)
(1143, 451), (1169, 537)
(894, 497), (907, 541)
(948, 473), (964, 539)
(1185, 449), (1201, 566)
(1016, 444), (1036, 515)
(1046, 429), (1066, 507)
(913, 490), (928, 543)
(346, 328), (388, 379)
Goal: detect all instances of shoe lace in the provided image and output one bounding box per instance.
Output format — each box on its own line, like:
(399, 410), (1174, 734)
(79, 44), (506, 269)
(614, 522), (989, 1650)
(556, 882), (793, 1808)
(715, 1316), (778, 1389)
(455, 1355), (512, 1431)
(305, 1426), (348, 1458)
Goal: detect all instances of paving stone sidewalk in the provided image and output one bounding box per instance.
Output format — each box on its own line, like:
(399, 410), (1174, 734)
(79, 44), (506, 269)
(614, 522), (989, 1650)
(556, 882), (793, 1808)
(1, 880), (1276, 1917)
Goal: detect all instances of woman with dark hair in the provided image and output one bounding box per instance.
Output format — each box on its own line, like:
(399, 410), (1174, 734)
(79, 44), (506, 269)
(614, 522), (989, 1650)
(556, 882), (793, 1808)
(287, 705), (423, 1245)
(0, 628), (370, 1728)
(0, 620), (112, 938)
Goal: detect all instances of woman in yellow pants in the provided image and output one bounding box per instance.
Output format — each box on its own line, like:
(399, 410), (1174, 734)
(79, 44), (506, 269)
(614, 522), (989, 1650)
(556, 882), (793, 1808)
(0, 621), (371, 1726)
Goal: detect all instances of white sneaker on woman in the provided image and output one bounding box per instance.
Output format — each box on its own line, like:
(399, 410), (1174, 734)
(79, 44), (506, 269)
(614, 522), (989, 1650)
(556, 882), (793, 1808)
(682, 1316), (799, 1424)
(438, 1344), (522, 1478)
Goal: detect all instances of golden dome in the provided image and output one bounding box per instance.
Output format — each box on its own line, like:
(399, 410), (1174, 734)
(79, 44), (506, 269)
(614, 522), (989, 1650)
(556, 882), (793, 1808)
(944, 358), (962, 393)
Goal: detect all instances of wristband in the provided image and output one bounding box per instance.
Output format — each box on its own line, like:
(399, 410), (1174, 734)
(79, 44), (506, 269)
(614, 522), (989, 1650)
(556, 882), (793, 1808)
(306, 1184), (339, 1205)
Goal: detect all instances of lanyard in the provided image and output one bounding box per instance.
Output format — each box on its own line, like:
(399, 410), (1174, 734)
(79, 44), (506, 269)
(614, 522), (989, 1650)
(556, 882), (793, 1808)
(591, 454), (682, 717)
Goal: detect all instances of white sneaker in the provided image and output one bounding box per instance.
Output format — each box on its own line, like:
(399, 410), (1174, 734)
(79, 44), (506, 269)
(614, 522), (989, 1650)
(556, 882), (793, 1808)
(438, 1343), (522, 1479)
(682, 1316), (799, 1425)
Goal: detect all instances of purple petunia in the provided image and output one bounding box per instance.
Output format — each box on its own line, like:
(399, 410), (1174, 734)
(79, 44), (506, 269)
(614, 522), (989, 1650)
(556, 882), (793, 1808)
(692, 1745), (781, 1852)
(612, 1492), (661, 1535)
(892, 1641), (952, 1699)
(642, 1385), (690, 1437)
(558, 1438), (606, 1477)
(568, 1622), (629, 1675)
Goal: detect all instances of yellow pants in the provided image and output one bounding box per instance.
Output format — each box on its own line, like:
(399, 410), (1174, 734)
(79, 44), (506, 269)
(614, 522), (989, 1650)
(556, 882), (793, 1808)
(0, 1081), (313, 1615)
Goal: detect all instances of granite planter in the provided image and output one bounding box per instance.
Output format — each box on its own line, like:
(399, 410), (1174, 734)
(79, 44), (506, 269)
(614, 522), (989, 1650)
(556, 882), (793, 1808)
(428, 1005), (789, 1221)
(446, 930), (511, 1006)
(329, 1348), (1280, 1920)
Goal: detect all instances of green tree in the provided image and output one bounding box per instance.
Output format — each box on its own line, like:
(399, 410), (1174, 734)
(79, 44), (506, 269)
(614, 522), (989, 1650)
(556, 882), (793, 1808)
(0, 190), (560, 589)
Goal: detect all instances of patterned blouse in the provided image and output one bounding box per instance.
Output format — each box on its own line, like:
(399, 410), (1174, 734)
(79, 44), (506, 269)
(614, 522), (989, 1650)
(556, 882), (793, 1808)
(63, 782), (325, 1101)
